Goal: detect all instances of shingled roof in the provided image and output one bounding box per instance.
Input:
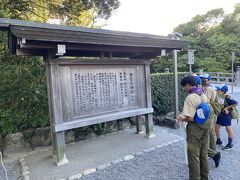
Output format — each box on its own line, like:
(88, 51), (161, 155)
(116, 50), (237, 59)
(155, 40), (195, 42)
(0, 18), (189, 58)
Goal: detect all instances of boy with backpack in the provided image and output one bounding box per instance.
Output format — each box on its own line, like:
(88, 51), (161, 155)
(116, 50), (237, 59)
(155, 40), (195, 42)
(177, 75), (211, 180)
(200, 74), (221, 167)
(215, 85), (238, 150)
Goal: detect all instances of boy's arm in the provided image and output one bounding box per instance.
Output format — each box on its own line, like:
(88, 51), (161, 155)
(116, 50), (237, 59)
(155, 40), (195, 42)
(224, 95), (238, 111)
(178, 95), (196, 122)
(177, 114), (194, 122)
(223, 103), (238, 112)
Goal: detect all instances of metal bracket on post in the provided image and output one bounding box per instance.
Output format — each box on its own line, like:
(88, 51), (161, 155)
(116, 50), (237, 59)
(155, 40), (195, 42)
(51, 44), (66, 57)
(56, 44), (66, 56)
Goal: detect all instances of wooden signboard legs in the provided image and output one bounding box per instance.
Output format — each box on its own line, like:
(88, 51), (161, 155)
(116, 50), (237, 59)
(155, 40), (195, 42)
(45, 58), (69, 166)
(135, 114), (154, 138)
(54, 132), (69, 166)
(136, 115), (143, 134)
(145, 114), (155, 138)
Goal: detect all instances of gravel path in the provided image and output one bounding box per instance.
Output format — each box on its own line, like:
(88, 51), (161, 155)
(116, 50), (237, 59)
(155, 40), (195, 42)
(82, 140), (189, 180)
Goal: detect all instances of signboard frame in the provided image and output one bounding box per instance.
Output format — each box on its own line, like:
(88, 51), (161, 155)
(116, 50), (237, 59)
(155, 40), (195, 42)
(45, 58), (154, 165)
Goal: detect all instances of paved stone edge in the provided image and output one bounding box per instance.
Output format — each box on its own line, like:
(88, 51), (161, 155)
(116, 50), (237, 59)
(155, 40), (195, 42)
(19, 154), (30, 180)
(66, 131), (183, 180)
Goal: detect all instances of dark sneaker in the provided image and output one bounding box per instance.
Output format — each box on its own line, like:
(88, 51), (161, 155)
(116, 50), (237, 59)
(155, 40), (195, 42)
(212, 152), (221, 167)
(222, 144), (233, 150)
(216, 139), (222, 145)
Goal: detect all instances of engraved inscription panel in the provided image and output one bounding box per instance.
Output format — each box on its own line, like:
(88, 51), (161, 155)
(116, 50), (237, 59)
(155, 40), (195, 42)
(71, 66), (140, 117)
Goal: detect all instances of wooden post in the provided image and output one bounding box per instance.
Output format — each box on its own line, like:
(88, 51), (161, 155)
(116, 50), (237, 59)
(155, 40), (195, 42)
(145, 113), (154, 138)
(144, 63), (155, 138)
(231, 51), (235, 93)
(217, 72), (220, 83)
(136, 115), (143, 134)
(45, 57), (69, 166)
(189, 64), (192, 74)
(236, 66), (240, 86)
(173, 50), (179, 118)
(44, 57), (57, 159)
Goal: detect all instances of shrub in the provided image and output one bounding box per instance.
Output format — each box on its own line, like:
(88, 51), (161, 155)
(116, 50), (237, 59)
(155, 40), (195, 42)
(151, 73), (187, 116)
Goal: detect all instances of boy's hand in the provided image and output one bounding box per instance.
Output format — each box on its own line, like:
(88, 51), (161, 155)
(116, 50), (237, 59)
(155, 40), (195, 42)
(177, 114), (194, 122)
(177, 114), (185, 121)
(222, 107), (229, 114)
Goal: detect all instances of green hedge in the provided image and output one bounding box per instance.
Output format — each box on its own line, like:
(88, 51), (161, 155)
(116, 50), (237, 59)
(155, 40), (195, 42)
(0, 32), (49, 135)
(151, 73), (187, 116)
(0, 57), (49, 135)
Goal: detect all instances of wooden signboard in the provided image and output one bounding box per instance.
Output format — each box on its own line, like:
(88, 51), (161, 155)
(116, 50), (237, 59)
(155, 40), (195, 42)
(45, 58), (154, 165)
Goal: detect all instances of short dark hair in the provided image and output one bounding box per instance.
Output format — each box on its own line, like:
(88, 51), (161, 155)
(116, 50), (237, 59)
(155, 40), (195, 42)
(180, 75), (197, 86)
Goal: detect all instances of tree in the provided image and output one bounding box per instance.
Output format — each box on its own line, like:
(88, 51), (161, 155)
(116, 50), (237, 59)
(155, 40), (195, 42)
(0, 0), (120, 27)
(174, 8), (225, 38)
(150, 5), (240, 73)
(220, 3), (240, 36)
(175, 6), (239, 73)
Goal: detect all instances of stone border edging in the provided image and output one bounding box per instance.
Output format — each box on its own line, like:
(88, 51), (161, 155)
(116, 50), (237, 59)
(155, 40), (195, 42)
(19, 155), (30, 180)
(67, 131), (183, 180)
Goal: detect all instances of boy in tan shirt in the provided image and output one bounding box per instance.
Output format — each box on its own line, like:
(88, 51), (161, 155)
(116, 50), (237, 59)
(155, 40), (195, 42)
(177, 75), (210, 180)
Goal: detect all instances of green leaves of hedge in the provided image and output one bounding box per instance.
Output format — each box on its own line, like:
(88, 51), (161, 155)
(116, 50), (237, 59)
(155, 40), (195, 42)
(151, 73), (187, 116)
(0, 33), (49, 136)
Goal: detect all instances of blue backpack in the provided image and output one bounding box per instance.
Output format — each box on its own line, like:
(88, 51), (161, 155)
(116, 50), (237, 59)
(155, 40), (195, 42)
(194, 102), (211, 124)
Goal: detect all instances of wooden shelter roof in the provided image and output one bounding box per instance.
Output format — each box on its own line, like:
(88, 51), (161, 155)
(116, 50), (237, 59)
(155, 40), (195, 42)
(0, 18), (189, 58)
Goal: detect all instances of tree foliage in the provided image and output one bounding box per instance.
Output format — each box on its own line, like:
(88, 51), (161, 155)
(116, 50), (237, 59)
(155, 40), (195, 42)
(151, 4), (240, 73)
(175, 8), (225, 38)
(1, 0), (120, 27)
(175, 4), (240, 73)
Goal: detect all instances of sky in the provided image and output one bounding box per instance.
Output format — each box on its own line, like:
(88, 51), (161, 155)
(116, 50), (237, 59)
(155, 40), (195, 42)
(103, 0), (239, 36)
